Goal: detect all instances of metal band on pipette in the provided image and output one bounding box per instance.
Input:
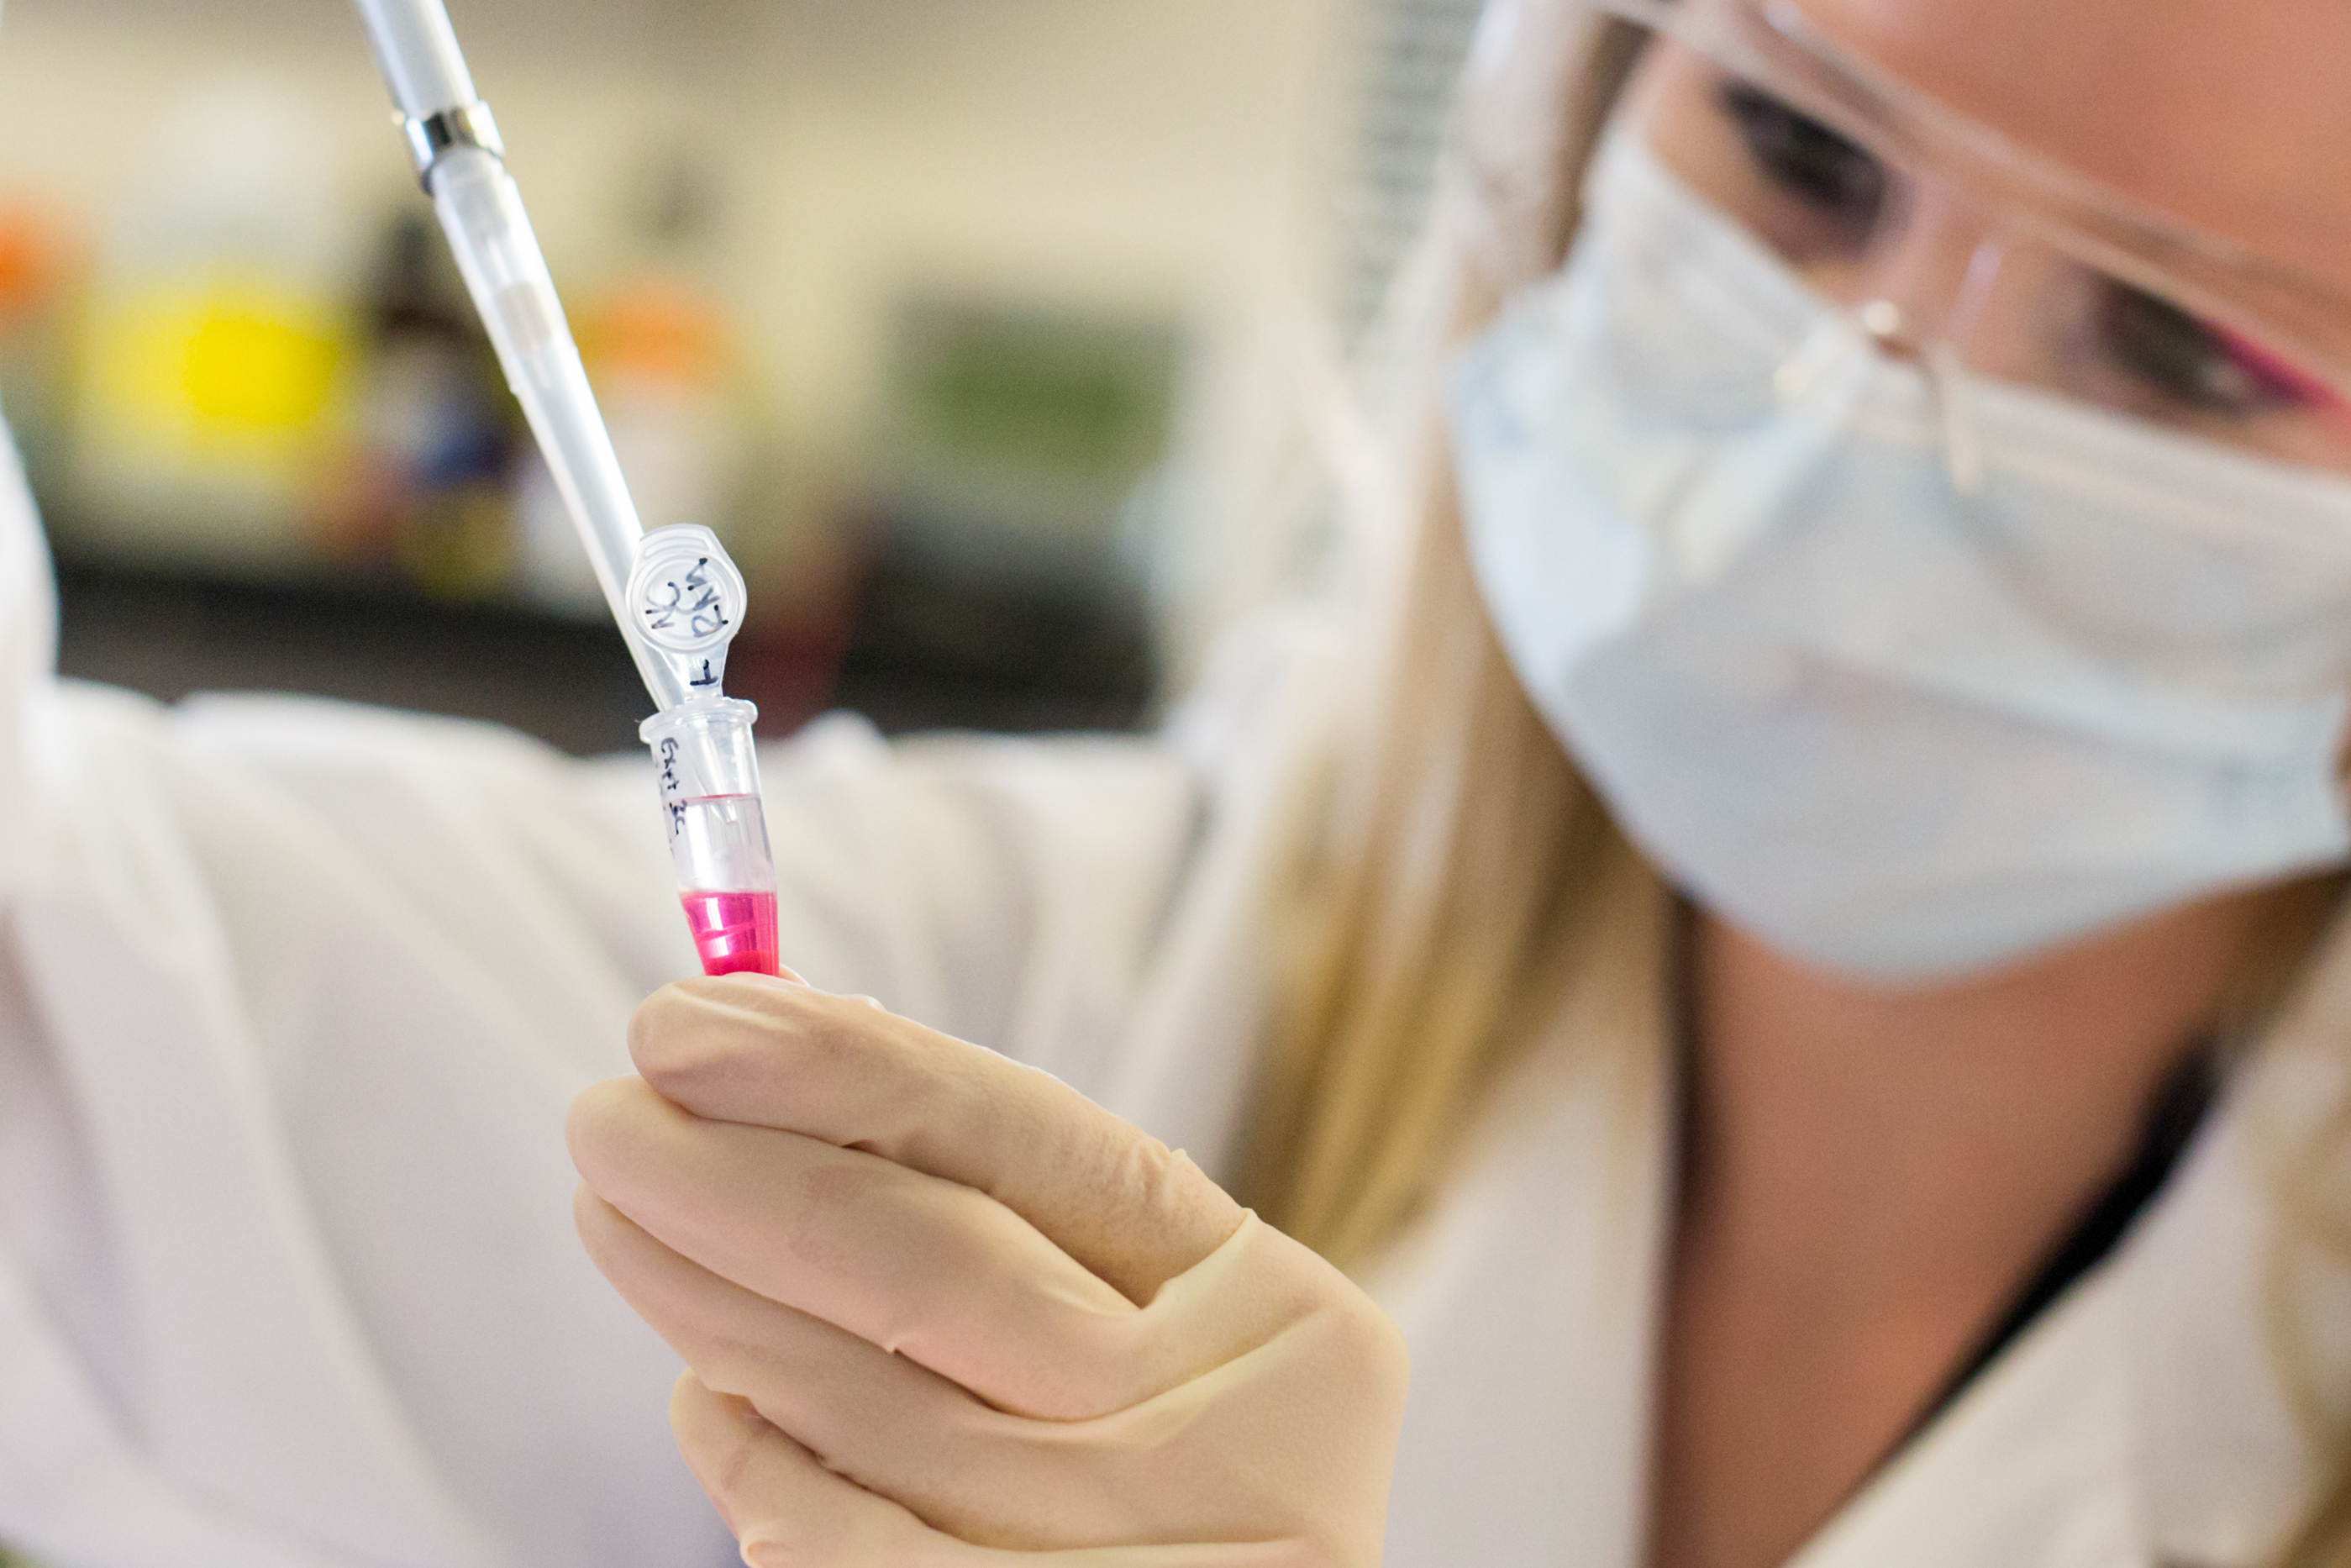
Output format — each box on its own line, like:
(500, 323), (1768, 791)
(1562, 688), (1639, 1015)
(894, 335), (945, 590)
(401, 101), (506, 188)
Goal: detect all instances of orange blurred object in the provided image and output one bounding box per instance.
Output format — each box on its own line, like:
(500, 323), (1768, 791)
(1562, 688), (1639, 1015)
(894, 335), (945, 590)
(575, 282), (730, 391)
(0, 198), (67, 319)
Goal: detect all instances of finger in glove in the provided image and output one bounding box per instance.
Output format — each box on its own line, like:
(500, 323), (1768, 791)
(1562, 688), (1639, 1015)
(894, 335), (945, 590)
(626, 977), (1244, 1302)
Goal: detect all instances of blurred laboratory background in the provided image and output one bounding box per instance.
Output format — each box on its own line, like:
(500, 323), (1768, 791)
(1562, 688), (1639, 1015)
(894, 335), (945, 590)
(0, 0), (1481, 751)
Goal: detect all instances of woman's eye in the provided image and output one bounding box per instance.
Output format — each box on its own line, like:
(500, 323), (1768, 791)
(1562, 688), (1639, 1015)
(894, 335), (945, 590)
(2094, 285), (2315, 418)
(1717, 79), (1887, 229)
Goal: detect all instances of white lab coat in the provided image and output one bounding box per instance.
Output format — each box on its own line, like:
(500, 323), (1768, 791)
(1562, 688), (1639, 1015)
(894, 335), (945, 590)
(0, 424), (2333, 1567)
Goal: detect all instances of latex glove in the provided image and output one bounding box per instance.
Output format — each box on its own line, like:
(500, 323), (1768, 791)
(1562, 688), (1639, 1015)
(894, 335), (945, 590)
(565, 976), (1410, 1566)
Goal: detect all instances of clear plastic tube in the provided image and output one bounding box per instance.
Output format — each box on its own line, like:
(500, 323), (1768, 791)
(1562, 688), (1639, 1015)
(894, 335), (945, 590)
(423, 147), (694, 708)
(355, 0), (781, 977)
(641, 699), (781, 977)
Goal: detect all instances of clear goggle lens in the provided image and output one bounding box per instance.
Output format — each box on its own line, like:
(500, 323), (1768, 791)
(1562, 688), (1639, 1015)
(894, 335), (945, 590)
(1596, 0), (2351, 478)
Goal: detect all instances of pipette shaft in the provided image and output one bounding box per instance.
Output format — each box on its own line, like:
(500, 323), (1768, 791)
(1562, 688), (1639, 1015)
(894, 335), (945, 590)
(351, 0), (694, 708)
(352, 0), (782, 978)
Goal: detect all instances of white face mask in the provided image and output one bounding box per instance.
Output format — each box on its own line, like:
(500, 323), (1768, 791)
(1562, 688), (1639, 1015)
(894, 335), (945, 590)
(1447, 131), (2351, 981)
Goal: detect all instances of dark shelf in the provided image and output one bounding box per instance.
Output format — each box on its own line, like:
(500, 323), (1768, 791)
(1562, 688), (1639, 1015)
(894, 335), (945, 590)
(55, 561), (655, 755)
(52, 557), (1154, 755)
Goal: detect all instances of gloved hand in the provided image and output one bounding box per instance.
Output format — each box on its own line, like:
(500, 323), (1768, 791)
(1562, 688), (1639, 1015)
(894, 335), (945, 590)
(565, 975), (1410, 1566)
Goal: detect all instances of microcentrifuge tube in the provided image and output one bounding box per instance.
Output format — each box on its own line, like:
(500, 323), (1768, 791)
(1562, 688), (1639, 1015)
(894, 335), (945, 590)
(641, 698), (781, 978)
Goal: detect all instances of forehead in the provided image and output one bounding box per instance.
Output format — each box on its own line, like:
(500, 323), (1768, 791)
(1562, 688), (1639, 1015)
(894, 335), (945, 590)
(1786, 0), (2351, 292)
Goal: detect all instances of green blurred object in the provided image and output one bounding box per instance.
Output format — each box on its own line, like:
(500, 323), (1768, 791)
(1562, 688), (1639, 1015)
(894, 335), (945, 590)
(877, 296), (1183, 590)
(855, 295), (1181, 719)
(905, 308), (1172, 480)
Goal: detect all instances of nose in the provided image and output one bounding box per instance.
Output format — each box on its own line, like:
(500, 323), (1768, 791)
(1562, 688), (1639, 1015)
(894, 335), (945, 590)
(1803, 180), (2052, 387)
(1805, 177), (2087, 394)
(1780, 182), (2028, 496)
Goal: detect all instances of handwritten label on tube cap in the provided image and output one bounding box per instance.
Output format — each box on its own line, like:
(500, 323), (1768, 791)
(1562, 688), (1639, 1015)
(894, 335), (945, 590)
(629, 526), (748, 658)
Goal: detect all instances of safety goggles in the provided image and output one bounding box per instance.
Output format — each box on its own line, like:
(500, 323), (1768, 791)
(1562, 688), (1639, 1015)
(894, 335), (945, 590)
(1585, 0), (2351, 481)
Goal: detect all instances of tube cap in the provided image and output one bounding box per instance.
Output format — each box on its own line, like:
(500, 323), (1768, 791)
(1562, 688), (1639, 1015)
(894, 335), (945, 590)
(627, 525), (750, 702)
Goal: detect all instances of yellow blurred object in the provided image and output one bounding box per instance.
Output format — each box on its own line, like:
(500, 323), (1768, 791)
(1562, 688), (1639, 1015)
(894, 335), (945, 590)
(83, 275), (350, 467)
(58, 80), (362, 572)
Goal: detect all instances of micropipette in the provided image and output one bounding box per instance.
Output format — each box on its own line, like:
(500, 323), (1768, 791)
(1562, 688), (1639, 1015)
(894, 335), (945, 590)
(351, 0), (781, 979)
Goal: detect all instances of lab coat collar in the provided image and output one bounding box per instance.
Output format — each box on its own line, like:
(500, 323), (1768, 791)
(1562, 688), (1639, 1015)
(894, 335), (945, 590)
(1362, 847), (2345, 1568)
(1805, 912), (2351, 1568)
(1369, 835), (1679, 1567)
(1766, 1095), (2327, 1568)
(2126, 903), (2351, 1568)
(2123, 1108), (2317, 1568)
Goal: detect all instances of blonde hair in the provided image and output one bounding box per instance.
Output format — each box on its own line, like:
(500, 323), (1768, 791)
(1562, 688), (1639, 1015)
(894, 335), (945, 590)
(1233, 3), (1647, 1267)
(1232, 3), (2351, 1560)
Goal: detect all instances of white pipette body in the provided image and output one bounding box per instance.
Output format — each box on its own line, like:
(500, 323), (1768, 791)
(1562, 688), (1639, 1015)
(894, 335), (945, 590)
(351, 0), (475, 121)
(352, 0), (781, 978)
(350, 0), (740, 713)
(426, 145), (663, 681)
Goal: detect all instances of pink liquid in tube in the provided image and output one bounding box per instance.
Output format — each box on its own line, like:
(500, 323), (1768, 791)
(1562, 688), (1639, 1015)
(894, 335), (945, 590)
(680, 889), (781, 977)
(644, 701), (781, 978)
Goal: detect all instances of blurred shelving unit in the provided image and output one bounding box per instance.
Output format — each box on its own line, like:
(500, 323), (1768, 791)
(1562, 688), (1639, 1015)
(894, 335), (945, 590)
(52, 557), (1137, 752)
(1336, 0), (1487, 344)
(0, 0), (1412, 745)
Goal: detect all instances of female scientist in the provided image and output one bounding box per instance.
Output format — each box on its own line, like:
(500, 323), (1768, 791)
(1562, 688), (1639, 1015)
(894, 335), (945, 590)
(564, 0), (2351, 1562)
(5, 0), (2350, 1566)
